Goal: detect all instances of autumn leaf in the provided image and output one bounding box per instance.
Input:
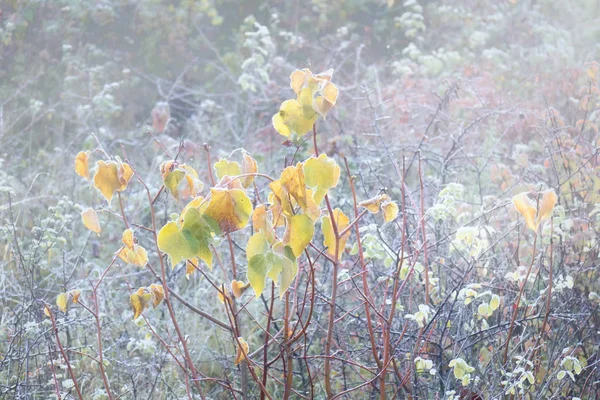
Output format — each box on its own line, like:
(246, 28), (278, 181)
(130, 287), (152, 320)
(288, 68), (339, 118)
(163, 168), (186, 199)
(359, 194), (399, 223)
(214, 158), (242, 180)
(231, 280), (250, 298)
(322, 208), (351, 259)
(270, 163), (319, 220)
(204, 187), (252, 234)
(122, 228), (134, 249)
(118, 229), (148, 267)
(160, 161), (203, 200)
(70, 290), (81, 304)
(252, 204), (275, 242)
(149, 284), (164, 308)
(283, 214), (314, 258)
(217, 283), (229, 304)
(241, 152), (258, 188)
(537, 189), (557, 225)
(56, 293), (68, 313)
(303, 154), (340, 204)
(234, 337), (249, 365)
(81, 208), (101, 234)
(280, 163), (308, 210)
(512, 189), (557, 231)
(382, 200), (399, 223)
(186, 258), (198, 279)
(74, 151), (90, 180)
(272, 99), (317, 137)
(93, 160), (133, 203)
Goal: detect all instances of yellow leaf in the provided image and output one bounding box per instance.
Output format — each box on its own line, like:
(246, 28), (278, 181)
(122, 228), (134, 249)
(130, 287), (152, 319)
(252, 204), (274, 241)
(217, 283), (229, 304)
(381, 199), (399, 223)
(81, 208), (101, 234)
(512, 192), (537, 231)
(359, 194), (385, 213)
(74, 151), (90, 180)
(56, 293), (68, 313)
(303, 154), (340, 204)
(512, 190), (557, 231)
(118, 245), (148, 266)
(322, 208), (351, 259)
(231, 280), (249, 298)
(186, 258), (198, 279)
(272, 99), (317, 137)
(214, 158), (241, 180)
(44, 305), (51, 318)
(234, 337), (249, 365)
(241, 152), (258, 188)
(204, 188), (252, 234)
(93, 160), (133, 203)
(280, 163), (308, 211)
(537, 189), (557, 225)
(283, 214), (315, 258)
(149, 284), (164, 308)
(181, 165), (203, 198)
(290, 68), (312, 94)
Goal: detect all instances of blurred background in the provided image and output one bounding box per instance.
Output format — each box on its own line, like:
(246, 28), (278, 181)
(2, 0), (600, 399)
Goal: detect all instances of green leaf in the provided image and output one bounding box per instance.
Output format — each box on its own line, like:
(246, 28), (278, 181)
(157, 207), (219, 268)
(247, 254), (270, 297)
(246, 232), (269, 260)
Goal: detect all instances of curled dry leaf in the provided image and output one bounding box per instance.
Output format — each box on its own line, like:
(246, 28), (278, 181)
(359, 193), (399, 222)
(241, 152), (258, 188)
(130, 287), (152, 320)
(74, 151), (90, 180)
(234, 337), (249, 366)
(93, 160), (133, 203)
(149, 284), (164, 308)
(160, 161), (203, 200)
(512, 189), (557, 231)
(118, 229), (148, 267)
(231, 280), (250, 298)
(81, 208), (101, 234)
